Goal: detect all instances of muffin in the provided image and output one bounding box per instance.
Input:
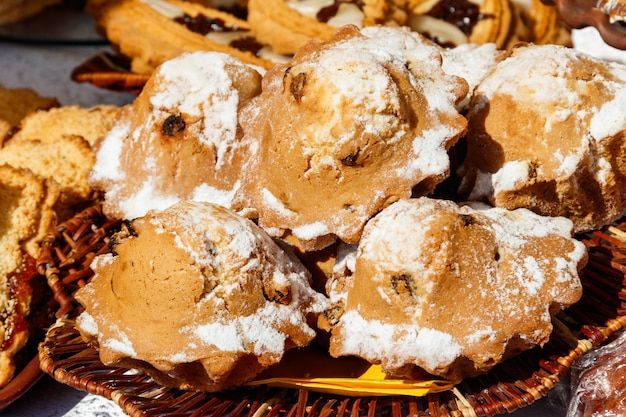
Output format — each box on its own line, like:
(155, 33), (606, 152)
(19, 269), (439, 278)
(237, 25), (468, 250)
(322, 197), (586, 381)
(75, 201), (328, 392)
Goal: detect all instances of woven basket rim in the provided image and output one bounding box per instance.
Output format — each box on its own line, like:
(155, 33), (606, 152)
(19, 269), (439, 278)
(37, 204), (626, 417)
(71, 52), (149, 94)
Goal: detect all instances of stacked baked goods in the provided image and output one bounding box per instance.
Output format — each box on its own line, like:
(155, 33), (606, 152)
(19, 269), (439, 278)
(70, 23), (617, 392)
(0, 85), (119, 388)
(84, 0), (573, 76)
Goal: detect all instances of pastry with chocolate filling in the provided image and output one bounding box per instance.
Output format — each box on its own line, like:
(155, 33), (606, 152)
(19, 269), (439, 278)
(86, 0), (281, 75)
(89, 51), (262, 221)
(458, 43), (626, 233)
(0, 165), (59, 387)
(321, 197), (586, 382)
(236, 25), (468, 250)
(405, 0), (514, 48)
(246, 0), (405, 55)
(74, 201), (328, 392)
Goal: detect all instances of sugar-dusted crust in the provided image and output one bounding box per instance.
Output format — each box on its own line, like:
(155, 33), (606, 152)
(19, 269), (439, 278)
(89, 51), (262, 220)
(323, 197), (586, 381)
(458, 43), (626, 233)
(237, 25), (468, 250)
(75, 201), (328, 392)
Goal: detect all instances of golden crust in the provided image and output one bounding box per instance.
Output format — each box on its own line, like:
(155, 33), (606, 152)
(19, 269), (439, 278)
(247, 0), (401, 55)
(86, 0), (275, 74)
(0, 84), (59, 144)
(11, 105), (119, 147)
(0, 135), (96, 216)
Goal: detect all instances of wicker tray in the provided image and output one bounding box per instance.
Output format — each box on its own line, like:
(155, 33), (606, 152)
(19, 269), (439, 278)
(37, 205), (626, 417)
(71, 52), (150, 95)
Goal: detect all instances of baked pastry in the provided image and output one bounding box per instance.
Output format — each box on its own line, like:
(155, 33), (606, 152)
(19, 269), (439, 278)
(458, 43), (626, 233)
(509, 0), (572, 45)
(89, 50), (262, 220)
(597, 0), (626, 23)
(405, 0), (514, 48)
(10, 105), (119, 147)
(86, 0), (282, 74)
(74, 201), (328, 392)
(0, 135), (97, 220)
(246, 0), (404, 55)
(237, 25), (468, 250)
(0, 164), (58, 387)
(0, 84), (59, 143)
(321, 197), (586, 381)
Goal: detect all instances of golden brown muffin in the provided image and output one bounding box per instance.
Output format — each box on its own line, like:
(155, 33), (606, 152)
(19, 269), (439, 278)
(237, 25), (468, 250)
(89, 51), (262, 220)
(458, 43), (626, 233)
(75, 201), (328, 392)
(322, 197), (586, 382)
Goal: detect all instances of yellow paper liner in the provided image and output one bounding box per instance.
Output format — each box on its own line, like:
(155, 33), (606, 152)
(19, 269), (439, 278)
(246, 363), (457, 397)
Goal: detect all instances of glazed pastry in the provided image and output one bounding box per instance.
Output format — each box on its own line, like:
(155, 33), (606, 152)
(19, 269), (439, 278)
(405, 0), (514, 48)
(246, 0), (404, 55)
(89, 51), (262, 220)
(458, 43), (626, 233)
(86, 0), (281, 75)
(322, 197), (586, 381)
(236, 25), (468, 250)
(75, 201), (328, 392)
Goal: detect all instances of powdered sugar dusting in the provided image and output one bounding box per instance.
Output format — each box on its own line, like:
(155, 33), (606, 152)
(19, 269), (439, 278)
(337, 310), (462, 371)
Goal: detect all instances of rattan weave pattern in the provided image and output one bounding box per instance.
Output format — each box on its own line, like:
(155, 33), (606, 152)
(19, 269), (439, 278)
(37, 205), (626, 417)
